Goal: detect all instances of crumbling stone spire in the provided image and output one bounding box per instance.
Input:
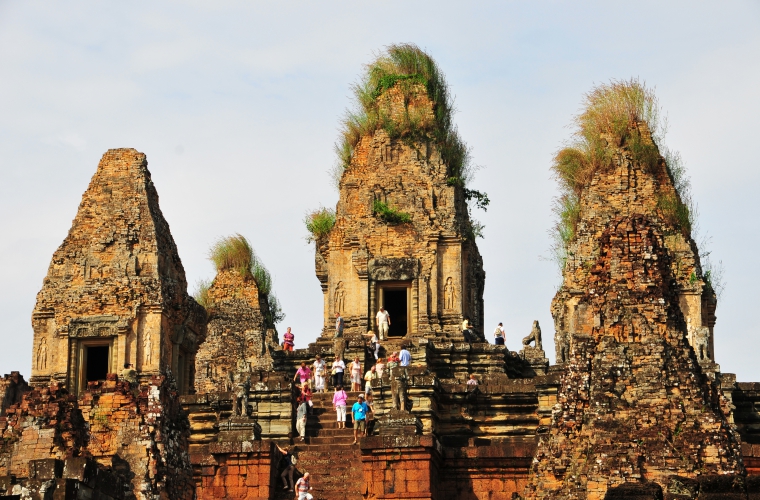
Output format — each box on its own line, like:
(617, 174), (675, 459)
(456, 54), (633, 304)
(194, 268), (279, 393)
(527, 83), (742, 497)
(311, 44), (486, 340)
(30, 148), (206, 394)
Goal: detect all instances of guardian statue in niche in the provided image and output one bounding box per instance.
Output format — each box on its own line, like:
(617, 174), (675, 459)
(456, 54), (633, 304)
(444, 277), (456, 311)
(334, 281), (345, 313)
(36, 338), (47, 371)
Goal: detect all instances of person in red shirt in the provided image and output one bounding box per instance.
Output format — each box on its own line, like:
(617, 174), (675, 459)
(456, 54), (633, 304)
(300, 382), (313, 413)
(282, 327), (295, 352)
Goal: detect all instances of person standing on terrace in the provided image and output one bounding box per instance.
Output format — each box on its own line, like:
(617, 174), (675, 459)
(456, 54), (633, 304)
(282, 327), (295, 352)
(493, 322), (505, 346)
(334, 312), (344, 338)
(312, 355), (326, 392)
(331, 355), (345, 388)
(399, 345), (411, 367)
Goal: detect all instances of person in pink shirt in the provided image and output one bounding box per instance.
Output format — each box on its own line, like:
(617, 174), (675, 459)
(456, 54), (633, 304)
(293, 362), (311, 387)
(332, 385), (348, 429)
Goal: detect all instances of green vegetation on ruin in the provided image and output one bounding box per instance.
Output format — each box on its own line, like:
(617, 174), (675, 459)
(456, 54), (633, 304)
(551, 79), (697, 271)
(304, 206), (336, 242)
(373, 199), (412, 224)
(201, 234), (285, 325)
(193, 279), (213, 309)
(335, 43), (468, 179)
(328, 43), (488, 238)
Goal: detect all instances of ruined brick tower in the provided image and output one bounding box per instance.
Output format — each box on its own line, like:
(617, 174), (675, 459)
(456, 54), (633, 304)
(0, 149), (204, 499)
(194, 237), (280, 393)
(30, 148), (206, 395)
(314, 44), (486, 340)
(526, 83), (743, 498)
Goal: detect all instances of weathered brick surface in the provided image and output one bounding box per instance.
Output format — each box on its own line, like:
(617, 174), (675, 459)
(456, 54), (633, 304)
(551, 125), (717, 374)
(0, 376), (194, 499)
(0, 371), (30, 416)
(195, 440), (275, 500)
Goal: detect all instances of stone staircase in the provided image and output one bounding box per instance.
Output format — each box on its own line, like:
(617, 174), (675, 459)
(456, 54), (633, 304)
(273, 391), (366, 500)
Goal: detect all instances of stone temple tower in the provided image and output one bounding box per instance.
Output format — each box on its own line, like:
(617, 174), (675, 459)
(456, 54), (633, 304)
(313, 44), (485, 341)
(30, 148), (206, 394)
(526, 82), (741, 498)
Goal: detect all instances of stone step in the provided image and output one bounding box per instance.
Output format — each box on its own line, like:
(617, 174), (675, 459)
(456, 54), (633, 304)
(296, 444), (361, 453)
(305, 428), (355, 436)
(307, 419), (357, 428)
(306, 435), (358, 445)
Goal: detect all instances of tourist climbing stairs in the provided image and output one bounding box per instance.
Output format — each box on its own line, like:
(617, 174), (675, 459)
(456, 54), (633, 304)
(274, 391), (366, 500)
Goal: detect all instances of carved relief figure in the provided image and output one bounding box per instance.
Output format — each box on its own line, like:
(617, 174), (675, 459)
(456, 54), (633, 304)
(143, 332), (153, 366)
(444, 277), (456, 310)
(334, 281), (345, 314)
(36, 338), (47, 370)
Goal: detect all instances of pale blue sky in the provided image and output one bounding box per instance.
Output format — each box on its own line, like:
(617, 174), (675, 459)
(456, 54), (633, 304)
(1, 2), (759, 379)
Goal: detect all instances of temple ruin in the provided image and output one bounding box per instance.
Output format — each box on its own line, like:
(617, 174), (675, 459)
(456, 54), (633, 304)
(30, 148), (206, 395)
(1, 47), (760, 500)
(314, 67), (485, 341)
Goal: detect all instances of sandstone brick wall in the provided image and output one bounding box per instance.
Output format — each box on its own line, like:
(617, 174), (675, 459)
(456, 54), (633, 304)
(194, 441), (275, 500)
(0, 371), (30, 416)
(552, 125), (717, 373)
(0, 375), (194, 499)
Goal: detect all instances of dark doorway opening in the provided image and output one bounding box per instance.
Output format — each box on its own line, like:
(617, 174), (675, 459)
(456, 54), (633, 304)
(86, 345), (109, 382)
(383, 288), (408, 337)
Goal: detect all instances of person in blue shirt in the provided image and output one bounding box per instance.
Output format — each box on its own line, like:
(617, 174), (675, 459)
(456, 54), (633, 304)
(351, 393), (373, 444)
(399, 345), (411, 367)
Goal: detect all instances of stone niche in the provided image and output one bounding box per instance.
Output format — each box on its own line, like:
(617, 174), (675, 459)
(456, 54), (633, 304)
(314, 84), (485, 341)
(30, 148), (206, 394)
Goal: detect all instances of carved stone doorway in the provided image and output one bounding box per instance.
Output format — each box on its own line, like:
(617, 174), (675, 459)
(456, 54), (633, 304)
(379, 282), (410, 337)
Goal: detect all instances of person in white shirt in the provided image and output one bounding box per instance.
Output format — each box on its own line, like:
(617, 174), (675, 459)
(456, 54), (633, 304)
(331, 356), (346, 389)
(312, 355), (326, 392)
(376, 307), (391, 341)
(493, 322), (506, 346)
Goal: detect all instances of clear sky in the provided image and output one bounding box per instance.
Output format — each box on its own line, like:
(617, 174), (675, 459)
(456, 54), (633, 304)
(1, 2), (759, 380)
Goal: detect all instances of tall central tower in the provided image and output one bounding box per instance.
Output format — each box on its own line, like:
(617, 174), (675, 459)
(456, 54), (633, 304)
(311, 44), (485, 341)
